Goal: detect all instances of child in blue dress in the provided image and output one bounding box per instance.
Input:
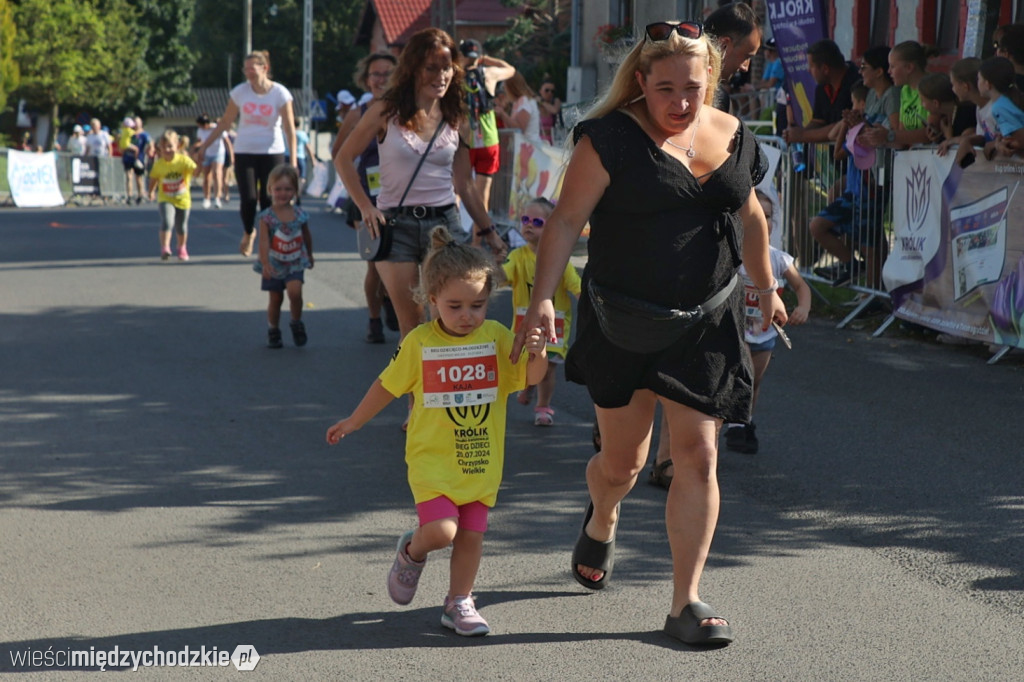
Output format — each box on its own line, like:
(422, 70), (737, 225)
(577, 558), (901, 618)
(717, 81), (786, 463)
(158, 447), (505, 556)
(254, 164), (314, 348)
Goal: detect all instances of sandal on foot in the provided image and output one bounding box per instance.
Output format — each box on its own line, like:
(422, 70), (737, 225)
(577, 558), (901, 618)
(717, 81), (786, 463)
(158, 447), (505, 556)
(664, 601), (734, 646)
(239, 231), (256, 257)
(647, 460), (673, 490)
(517, 385), (536, 406)
(533, 406), (554, 426)
(571, 502), (617, 590)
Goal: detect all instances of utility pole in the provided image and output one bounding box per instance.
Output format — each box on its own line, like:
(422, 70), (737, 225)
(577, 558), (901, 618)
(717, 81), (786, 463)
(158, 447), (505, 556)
(303, 0), (313, 130)
(244, 0), (252, 56)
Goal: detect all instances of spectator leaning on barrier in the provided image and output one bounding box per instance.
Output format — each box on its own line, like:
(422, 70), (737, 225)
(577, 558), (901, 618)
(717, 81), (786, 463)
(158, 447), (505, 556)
(810, 84), (887, 290)
(937, 58), (993, 166)
(782, 39), (858, 146)
(918, 72), (973, 147)
(704, 2), (762, 113)
(861, 41), (935, 149)
(978, 57), (1024, 159)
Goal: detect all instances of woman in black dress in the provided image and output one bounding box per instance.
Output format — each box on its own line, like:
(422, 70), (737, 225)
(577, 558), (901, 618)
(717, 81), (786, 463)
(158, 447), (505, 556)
(512, 21), (787, 646)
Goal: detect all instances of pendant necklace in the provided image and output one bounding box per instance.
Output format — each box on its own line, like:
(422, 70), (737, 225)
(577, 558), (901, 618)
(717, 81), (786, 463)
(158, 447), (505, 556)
(664, 116), (701, 158)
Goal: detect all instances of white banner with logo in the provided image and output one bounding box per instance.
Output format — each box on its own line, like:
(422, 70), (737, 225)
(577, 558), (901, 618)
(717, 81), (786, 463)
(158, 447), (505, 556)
(884, 149), (1024, 347)
(6, 150), (65, 207)
(883, 150), (955, 294)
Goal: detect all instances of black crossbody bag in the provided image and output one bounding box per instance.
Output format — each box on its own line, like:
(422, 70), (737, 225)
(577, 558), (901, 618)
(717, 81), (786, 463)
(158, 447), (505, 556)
(357, 120), (445, 261)
(587, 275), (738, 354)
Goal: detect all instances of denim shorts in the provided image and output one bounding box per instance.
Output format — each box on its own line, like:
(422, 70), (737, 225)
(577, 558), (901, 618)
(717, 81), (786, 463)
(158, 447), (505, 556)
(748, 336), (777, 353)
(818, 193), (884, 247)
(384, 205), (466, 263)
(261, 271), (304, 292)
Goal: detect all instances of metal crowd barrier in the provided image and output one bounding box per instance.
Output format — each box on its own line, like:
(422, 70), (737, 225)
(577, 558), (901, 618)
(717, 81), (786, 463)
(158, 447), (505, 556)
(0, 150), (141, 205)
(765, 139), (897, 334)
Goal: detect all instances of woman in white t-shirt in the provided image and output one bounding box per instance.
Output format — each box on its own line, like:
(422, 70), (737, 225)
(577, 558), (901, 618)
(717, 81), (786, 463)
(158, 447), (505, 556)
(198, 50), (297, 256)
(495, 72), (541, 141)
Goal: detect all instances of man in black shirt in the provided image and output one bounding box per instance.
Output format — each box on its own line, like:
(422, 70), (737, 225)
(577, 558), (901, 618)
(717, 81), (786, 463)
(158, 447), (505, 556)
(705, 2), (763, 112)
(783, 39), (859, 144)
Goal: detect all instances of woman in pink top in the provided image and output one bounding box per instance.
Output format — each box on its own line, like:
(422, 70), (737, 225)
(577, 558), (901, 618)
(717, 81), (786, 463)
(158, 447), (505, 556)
(338, 28), (507, 346)
(198, 50), (297, 257)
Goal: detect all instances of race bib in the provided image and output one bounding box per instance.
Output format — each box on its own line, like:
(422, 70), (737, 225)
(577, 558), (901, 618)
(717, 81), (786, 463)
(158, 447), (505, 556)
(161, 177), (185, 196)
(421, 343), (499, 408)
(515, 307), (566, 349)
(365, 164), (381, 197)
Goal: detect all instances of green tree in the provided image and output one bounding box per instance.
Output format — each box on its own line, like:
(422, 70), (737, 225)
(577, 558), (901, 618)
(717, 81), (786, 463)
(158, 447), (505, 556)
(487, 0), (570, 95)
(132, 0), (198, 113)
(189, 0), (367, 105)
(0, 0), (18, 116)
(14, 0), (147, 149)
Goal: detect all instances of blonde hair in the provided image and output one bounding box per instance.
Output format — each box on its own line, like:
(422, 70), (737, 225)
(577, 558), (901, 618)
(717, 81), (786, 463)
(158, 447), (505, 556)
(584, 28), (721, 122)
(158, 130), (179, 151)
(267, 163), (299, 191)
(416, 226), (497, 305)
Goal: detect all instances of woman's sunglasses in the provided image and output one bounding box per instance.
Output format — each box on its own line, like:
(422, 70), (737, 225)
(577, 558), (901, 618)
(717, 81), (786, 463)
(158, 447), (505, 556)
(521, 216), (546, 227)
(645, 21), (703, 42)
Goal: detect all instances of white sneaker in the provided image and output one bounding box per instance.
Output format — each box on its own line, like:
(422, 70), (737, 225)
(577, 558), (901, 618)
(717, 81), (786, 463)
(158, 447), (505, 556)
(214, 198), (222, 209)
(202, 198), (211, 209)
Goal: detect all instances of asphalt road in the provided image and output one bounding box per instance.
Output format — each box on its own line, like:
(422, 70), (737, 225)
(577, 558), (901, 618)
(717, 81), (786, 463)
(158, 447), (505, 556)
(2, 195), (1023, 680)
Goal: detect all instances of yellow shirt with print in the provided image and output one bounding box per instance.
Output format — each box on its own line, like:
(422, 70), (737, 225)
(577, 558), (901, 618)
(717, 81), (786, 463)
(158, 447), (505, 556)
(118, 126), (135, 154)
(502, 246), (582, 358)
(149, 154), (197, 210)
(379, 319), (528, 507)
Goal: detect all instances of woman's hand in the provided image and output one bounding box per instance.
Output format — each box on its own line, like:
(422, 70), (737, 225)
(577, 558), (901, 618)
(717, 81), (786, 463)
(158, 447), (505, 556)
(758, 290), (788, 331)
(484, 230), (507, 262)
(511, 298), (556, 362)
(360, 206), (387, 239)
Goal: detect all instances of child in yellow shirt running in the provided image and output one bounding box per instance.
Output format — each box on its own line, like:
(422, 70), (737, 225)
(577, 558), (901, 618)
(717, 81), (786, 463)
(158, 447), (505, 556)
(147, 130), (197, 261)
(502, 198), (582, 426)
(326, 226), (548, 637)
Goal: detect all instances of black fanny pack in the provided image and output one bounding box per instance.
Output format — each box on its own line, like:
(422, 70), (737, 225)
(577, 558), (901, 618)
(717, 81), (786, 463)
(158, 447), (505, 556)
(587, 275), (738, 354)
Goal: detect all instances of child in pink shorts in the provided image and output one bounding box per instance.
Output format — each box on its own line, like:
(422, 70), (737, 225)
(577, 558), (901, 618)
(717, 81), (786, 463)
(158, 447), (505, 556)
(327, 226), (548, 637)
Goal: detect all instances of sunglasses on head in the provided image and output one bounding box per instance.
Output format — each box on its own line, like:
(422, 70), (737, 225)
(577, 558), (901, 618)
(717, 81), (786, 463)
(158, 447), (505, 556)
(521, 216), (546, 227)
(645, 21), (703, 42)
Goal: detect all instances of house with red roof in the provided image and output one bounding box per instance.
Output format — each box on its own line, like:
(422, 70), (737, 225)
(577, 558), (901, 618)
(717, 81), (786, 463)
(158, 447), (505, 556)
(355, 0), (522, 53)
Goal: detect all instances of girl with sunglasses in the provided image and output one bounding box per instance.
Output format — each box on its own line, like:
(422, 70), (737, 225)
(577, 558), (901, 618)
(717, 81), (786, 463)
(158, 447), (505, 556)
(500, 198), (581, 426)
(511, 20), (786, 647)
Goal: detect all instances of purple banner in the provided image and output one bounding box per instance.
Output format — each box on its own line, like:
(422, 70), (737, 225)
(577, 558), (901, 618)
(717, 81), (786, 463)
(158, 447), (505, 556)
(765, 0), (829, 127)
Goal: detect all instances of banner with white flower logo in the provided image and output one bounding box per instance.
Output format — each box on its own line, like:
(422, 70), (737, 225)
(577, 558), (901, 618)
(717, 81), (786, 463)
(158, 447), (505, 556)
(886, 150), (1024, 346)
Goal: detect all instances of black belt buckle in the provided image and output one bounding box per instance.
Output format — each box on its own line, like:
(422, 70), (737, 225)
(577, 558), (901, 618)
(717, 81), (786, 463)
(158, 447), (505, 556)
(411, 205), (427, 219)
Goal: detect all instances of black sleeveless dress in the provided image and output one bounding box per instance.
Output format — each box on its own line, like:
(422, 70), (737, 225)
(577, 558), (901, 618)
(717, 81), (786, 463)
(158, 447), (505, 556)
(566, 110), (768, 422)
